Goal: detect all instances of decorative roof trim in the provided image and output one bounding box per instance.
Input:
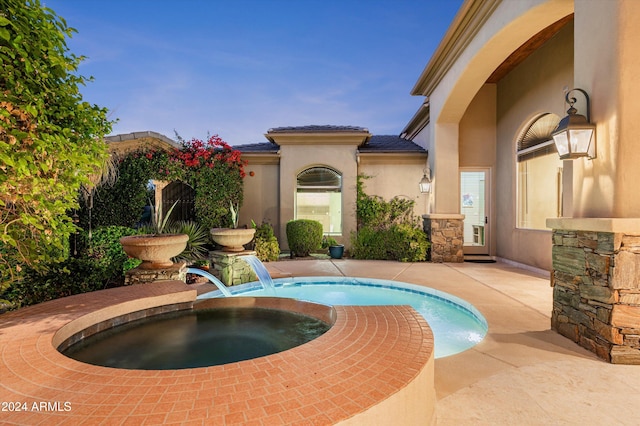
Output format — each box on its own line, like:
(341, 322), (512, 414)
(400, 101), (431, 140)
(267, 125), (369, 134)
(266, 132), (371, 146)
(105, 131), (179, 148)
(357, 151), (428, 165)
(410, 0), (501, 96)
(241, 152), (280, 166)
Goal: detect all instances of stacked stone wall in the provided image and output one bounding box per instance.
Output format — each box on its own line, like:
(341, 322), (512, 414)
(210, 250), (258, 286)
(551, 229), (640, 363)
(423, 216), (464, 263)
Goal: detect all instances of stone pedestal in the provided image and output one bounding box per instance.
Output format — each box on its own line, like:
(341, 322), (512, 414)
(124, 261), (187, 285)
(547, 218), (640, 364)
(210, 250), (258, 286)
(422, 214), (464, 263)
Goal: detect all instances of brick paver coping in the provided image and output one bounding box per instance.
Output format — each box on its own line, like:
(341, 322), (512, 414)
(0, 281), (435, 425)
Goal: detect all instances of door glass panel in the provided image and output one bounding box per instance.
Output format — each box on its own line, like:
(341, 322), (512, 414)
(460, 171), (486, 247)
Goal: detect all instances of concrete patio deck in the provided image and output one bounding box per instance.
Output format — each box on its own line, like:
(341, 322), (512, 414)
(2, 258), (639, 425)
(260, 258), (640, 425)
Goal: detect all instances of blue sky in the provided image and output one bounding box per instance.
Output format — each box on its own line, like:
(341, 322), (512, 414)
(47, 0), (462, 145)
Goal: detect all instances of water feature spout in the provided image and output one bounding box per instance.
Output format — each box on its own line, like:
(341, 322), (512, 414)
(240, 255), (276, 295)
(186, 267), (232, 297)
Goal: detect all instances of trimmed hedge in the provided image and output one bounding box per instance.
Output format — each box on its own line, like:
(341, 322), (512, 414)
(286, 219), (323, 257)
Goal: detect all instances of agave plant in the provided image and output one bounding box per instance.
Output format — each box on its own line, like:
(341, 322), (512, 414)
(229, 201), (239, 228)
(138, 200), (179, 235)
(167, 220), (210, 262)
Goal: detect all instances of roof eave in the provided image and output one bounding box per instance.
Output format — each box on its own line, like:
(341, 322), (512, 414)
(266, 132), (372, 146)
(400, 102), (431, 140)
(357, 151), (428, 165)
(410, 0), (501, 96)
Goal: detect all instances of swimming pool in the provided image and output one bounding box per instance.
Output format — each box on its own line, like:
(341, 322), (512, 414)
(199, 276), (488, 358)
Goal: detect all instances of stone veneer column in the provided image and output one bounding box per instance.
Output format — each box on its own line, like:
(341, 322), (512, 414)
(422, 214), (465, 263)
(210, 250), (258, 286)
(547, 218), (640, 364)
(124, 261), (187, 285)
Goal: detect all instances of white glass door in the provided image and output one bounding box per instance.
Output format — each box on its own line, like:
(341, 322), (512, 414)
(460, 169), (490, 255)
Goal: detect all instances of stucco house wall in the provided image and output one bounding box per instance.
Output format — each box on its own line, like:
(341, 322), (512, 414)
(279, 143), (359, 249)
(573, 0), (640, 218)
(459, 85), (497, 256)
(240, 160), (280, 231)
(493, 20), (574, 270)
(358, 156), (429, 219)
(236, 128), (428, 252)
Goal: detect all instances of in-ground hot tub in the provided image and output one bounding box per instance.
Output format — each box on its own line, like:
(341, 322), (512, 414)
(59, 298), (334, 370)
(0, 281), (436, 425)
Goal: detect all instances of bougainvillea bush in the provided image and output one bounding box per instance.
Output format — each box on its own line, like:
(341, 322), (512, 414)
(82, 134), (246, 232)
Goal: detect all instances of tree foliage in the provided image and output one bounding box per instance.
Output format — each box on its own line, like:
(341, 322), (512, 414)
(0, 0), (113, 287)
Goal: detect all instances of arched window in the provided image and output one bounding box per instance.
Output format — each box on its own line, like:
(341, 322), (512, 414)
(296, 167), (342, 235)
(516, 113), (563, 229)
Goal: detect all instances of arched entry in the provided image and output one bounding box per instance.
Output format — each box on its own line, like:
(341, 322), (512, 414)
(162, 181), (196, 222)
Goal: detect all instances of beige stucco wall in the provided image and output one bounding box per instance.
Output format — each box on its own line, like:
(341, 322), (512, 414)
(278, 144), (359, 250)
(358, 154), (429, 218)
(409, 0), (575, 269)
(573, 0), (640, 218)
(240, 159), (280, 231)
(459, 85), (497, 255)
(240, 150), (428, 253)
(419, 0), (573, 218)
(495, 20), (574, 270)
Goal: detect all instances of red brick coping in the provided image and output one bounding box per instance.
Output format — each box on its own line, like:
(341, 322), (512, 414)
(0, 281), (435, 425)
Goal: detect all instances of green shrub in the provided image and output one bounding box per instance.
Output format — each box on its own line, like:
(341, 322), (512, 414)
(352, 224), (428, 262)
(322, 236), (339, 248)
(80, 152), (158, 229)
(2, 257), (112, 309)
(78, 226), (142, 279)
(254, 221), (280, 262)
(352, 175), (429, 262)
(286, 219), (323, 257)
(1, 225), (141, 309)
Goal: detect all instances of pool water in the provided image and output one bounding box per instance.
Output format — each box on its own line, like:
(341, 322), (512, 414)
(199, 277), (488, 358)
(62, 307), (331, 369)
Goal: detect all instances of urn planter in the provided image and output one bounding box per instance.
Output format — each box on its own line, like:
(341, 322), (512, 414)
(210, 228), (256, 252)
(120, 234), (189, 269)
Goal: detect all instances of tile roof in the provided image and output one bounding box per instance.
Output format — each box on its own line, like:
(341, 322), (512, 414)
(267, 125), (369, 133)
(235, 134), (425, 154)
(233, 142), (279, 153)
(359, 135), (426, 153)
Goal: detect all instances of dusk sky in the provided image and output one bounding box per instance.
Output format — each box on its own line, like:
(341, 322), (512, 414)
(47, 0), (463, 145)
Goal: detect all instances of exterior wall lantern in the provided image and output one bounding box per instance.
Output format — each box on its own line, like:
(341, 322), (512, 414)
(419, 166), (432, 194)
(552, 88), (596, 160)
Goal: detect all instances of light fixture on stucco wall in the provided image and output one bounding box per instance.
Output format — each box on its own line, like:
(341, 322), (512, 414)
(552, 88), (596, 160)
(419, 165), (432, 194)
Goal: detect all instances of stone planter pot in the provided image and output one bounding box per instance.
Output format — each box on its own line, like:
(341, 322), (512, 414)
(329, 244), (344, 259)
(210, 228), (256, 252)
(120, 234), (189, 270)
